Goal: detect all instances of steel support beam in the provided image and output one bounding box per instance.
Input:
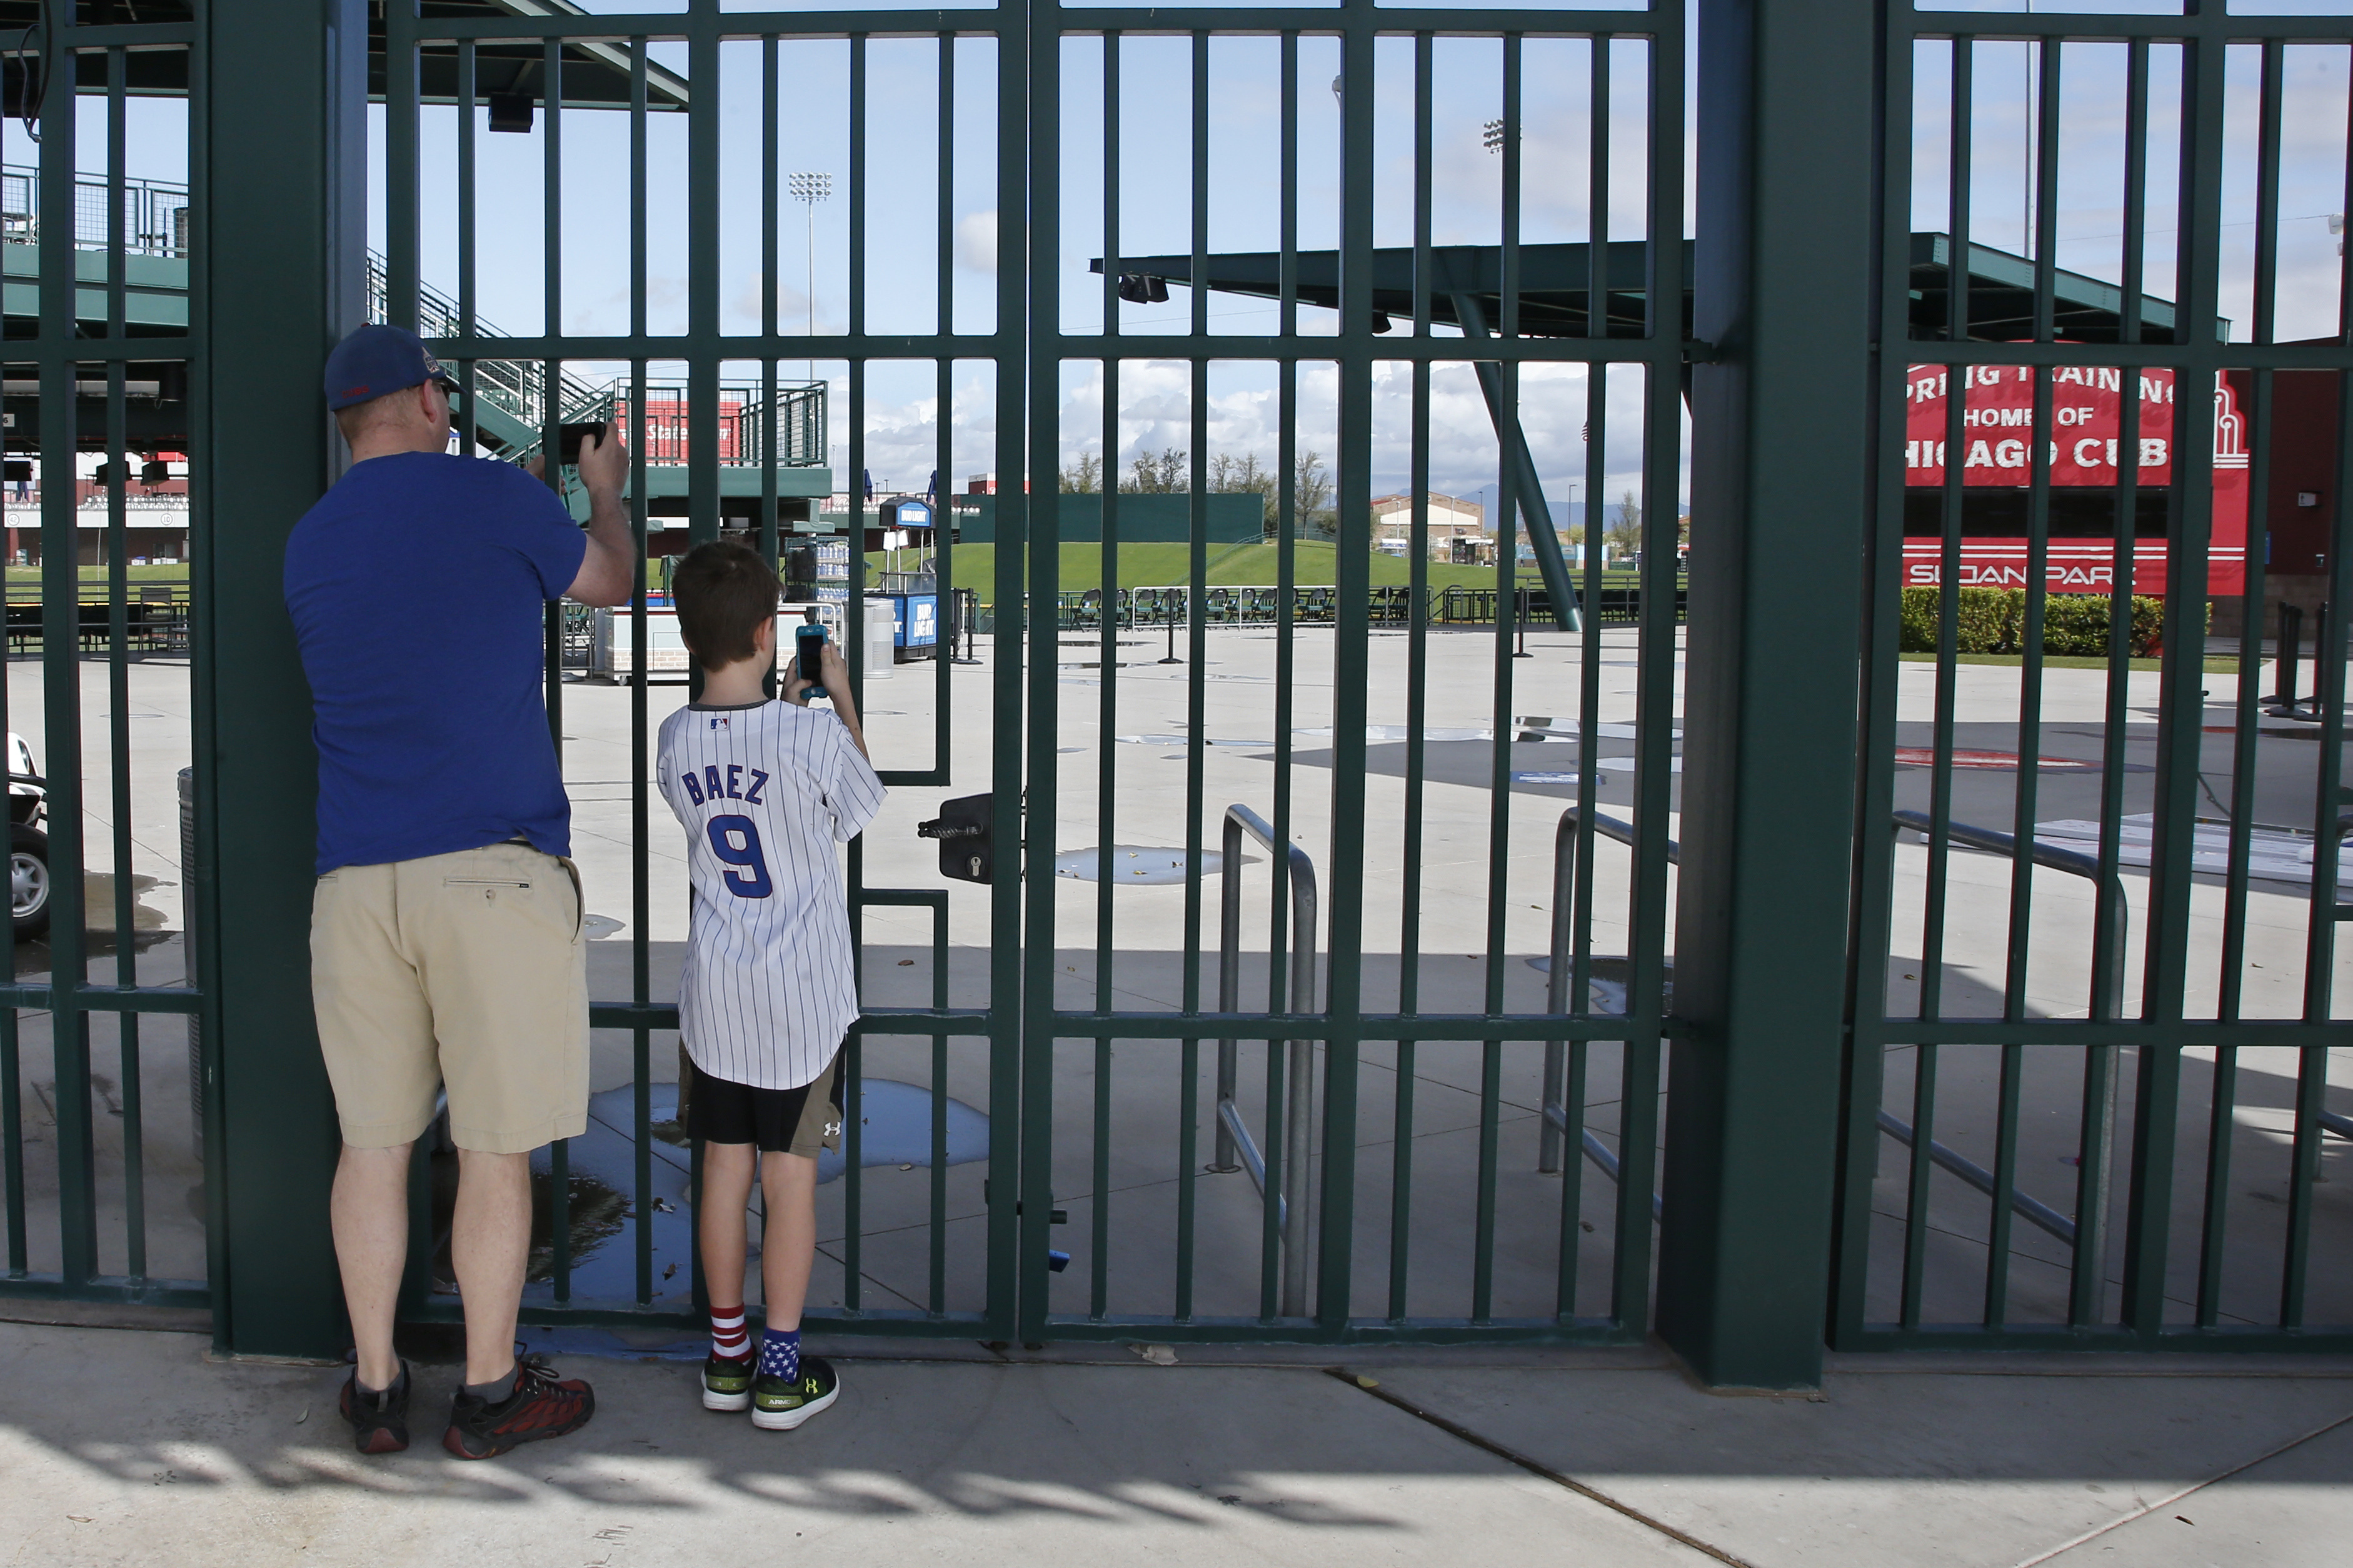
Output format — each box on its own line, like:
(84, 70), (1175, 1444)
(1448, 290), (1581, 633)
(194, 0), (370, 1359)
(1660, 0), (1879, 1390)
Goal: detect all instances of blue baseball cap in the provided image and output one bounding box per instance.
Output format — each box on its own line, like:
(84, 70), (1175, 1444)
(323, 323), (458, 412)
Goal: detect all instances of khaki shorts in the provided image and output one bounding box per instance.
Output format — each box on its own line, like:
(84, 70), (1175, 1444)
(312, 842), (590, 1155)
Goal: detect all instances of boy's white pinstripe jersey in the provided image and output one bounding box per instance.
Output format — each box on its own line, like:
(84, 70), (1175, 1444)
(655, 698), (886, 1091)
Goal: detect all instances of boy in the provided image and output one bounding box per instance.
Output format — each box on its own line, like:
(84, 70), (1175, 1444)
(656, 539), (885, 1430)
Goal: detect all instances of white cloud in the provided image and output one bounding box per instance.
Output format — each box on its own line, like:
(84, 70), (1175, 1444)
(956, 211), (998, 274)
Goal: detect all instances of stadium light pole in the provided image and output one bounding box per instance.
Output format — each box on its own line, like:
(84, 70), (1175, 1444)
(788, 171), (831, 382)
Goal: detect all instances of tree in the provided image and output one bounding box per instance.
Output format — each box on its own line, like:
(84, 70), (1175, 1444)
(1294, 449), (1336, 538)
(1605, 489), (1643, 558)
(1208, 450), (1270, 496)
(1120, 447), (1189, 492)
(1059, 452), (1103, 493)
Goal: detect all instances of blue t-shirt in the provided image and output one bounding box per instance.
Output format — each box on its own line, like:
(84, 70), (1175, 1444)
(285, 452), (588, 874)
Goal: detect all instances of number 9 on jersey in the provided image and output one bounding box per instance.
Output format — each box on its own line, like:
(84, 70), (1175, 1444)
(707, 814), (774, 899)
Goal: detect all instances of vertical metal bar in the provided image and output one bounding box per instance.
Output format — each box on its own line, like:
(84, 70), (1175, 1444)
(0, 20), (23, 1286)
(930, 942), (949, 1316)
(935, 34), (956, 767)
(2202, 39), (2285, 1332)
(1982, 47), (2065, 1326)
(1088, 1029), (1111, 1318)
(0, 1004), (21, 1273)
(2122, 21), (2228, 1341)
(1259, 1005), (1285, 1322)
(2283, 61), (2353, 1332)
(840, 28), (870, 1309)
(458, 41), (476, 340)
(761, 35), (781, 588)
(1098, 32), (1121, 1039)
(103, 54), (147, 1279)
(1183, 32), (1208, 1027)
(1615, 0), (1685, 1342)
(386, 0), (419, 329)
(2077, 39), (2151, 1336)
(38, 39), (95, 1288)
(1897, 1042), (1937, 1329)
(983, 1), (1028, 1342)
(1568, 39), (1616, 1304)
(1922, 41), (1974, 1029)
(1576, 32), (1612, 1024)
(1467, 29), (1525, 1331)
(1318, 0), (1378, 1334)
(1390, 33), (1433, 1322)
(2219, 41), (2284, 1029)
(1015, 0), (1060, 1345)
(625, 47), (650, 1317)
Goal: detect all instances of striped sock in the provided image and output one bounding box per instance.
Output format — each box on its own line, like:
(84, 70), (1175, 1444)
(758, 1327), (800, 1383)
(710, 1306), (749, 1362)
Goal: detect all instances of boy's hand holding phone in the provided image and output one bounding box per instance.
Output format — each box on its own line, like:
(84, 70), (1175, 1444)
(786, 631), (850, 701)
(783, 631), (870, 759)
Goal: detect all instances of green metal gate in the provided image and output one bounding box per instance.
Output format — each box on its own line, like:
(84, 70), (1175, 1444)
(354, 0), (1690, 1349)
(1011, 4), (1685, 1345)
(0, 6), (212, 1322)
(1835, 6), (2353, 1354)
(5, 0), (2347, 1386)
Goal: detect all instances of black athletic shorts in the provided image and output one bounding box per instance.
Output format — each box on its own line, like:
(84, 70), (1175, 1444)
(686, 1052), (845, 1156)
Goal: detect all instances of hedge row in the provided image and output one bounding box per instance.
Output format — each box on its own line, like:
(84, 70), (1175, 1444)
(1897, 586), (2176, 657)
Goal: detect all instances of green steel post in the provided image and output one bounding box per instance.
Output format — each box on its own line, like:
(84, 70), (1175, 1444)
(193, 0), (370, 1358)
(1660, 0), (1878, 1390)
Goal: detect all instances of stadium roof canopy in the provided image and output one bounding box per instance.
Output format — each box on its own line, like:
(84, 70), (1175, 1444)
(1096, 233), (2192, 345)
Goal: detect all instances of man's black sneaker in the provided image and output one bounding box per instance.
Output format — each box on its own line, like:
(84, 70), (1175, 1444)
(339, 1361), (412, 1456)
(441, 1352), (595, 1460)
(703, 1352), (756, 1412)
(750, 1354), (838, 1431)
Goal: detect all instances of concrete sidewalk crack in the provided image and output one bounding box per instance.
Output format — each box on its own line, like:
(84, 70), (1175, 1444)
(1325, 1368), (1761, 1568)
(2010, 1404), (2353, 1568)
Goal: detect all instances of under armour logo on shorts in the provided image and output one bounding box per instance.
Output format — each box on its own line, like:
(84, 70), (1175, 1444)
(825, 1121), (841, 1137)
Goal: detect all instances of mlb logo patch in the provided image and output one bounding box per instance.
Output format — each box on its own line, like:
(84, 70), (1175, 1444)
(708, 715), (731, 730)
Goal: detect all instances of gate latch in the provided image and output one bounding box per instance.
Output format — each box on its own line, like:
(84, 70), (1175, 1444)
(918, 792), (995, 883)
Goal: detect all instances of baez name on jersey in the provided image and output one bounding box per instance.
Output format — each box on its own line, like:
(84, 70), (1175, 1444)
(678, 764), (770, 807)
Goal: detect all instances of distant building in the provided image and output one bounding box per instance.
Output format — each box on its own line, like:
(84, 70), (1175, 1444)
(1370, 492), (1485, 558)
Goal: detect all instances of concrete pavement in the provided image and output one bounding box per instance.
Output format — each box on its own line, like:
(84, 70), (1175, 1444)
(2, 1322), (2347, 1568)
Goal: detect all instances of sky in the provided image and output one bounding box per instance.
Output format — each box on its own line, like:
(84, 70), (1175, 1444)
(11, 1), (2352, 524)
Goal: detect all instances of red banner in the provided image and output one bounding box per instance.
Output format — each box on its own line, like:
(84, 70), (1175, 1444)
(1900, 364), (2248, 596)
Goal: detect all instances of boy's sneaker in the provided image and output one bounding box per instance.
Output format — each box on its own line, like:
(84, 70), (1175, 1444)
(442, 1353), (595, 1460)
(751, 1354), (838, 1431)
(702, 1352), (756, 1412)
(339, 1361), (411, 1455)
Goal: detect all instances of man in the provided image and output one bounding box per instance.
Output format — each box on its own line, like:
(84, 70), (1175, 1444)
(284, 322), (635, 1459)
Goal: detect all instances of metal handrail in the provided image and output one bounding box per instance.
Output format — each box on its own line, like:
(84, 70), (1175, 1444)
(1215, 804), (1320, 1317)
(1884, 808), (2135, 1252)
(1890, 809), (2131, 1009)
(1539, 806), (1667, 1222)
(0, 162), (189, 257)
